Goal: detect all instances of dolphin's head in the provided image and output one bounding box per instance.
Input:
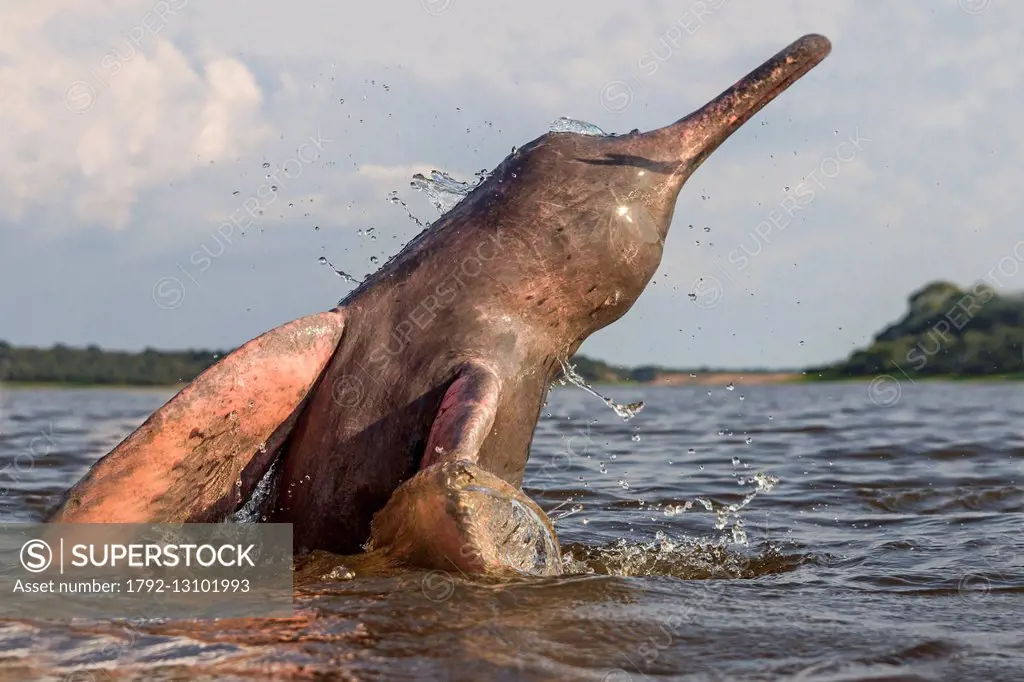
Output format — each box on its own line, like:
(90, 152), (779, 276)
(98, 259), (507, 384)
(482, 34), (831, 346)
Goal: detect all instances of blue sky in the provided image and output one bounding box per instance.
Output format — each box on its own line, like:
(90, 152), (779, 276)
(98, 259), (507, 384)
(1, 0), (1021, 369)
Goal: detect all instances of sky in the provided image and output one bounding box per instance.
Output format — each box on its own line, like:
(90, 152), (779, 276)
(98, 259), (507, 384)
(1, 0), (1021, 370)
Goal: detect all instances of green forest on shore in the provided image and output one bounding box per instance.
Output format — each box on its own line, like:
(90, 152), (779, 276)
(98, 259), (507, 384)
(810, 281), (1024, 379)
(2, 281), (1023, 386)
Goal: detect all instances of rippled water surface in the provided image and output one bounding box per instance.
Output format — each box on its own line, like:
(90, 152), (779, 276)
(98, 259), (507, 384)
(1, 383), (1022, 681)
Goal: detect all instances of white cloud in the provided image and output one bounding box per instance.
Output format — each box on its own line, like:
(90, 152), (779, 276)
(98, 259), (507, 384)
(2, 0), (1024, 369)
(0, 4), (269, 230)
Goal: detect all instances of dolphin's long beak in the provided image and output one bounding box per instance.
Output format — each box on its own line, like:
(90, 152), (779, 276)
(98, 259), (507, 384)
(650, 34), (832, 173)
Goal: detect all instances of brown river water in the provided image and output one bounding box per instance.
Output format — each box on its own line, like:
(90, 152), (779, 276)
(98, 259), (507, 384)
(0, 382), (1021, 681)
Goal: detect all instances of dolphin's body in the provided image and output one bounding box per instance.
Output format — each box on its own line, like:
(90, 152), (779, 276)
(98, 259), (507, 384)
(50, 35), (831, 574)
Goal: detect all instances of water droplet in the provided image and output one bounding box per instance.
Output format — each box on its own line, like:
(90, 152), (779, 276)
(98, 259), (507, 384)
(369, 256), (379, 264)
(631, 434), (641, 442)
(725, 382), (735, 391)
(262, 162), (270, 168)
(317, 256), (327, 264)
(732, 457), (741, 466)
(688, 448), (696, 454)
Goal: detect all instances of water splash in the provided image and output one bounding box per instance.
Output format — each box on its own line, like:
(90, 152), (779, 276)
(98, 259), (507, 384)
(231, 461), (279, 523)
(386, 191), (429, 229)
(462, 482), (562, 576)
(663, 500), (694, 518)
(549, 117), (607, 137)
(708, 471), (780, 545)
(560, 530), (798, 579)
(549, 498), (585, 523)
(318, 256), (362, 284)
(410, 170), (479, 214)
(558, 360), (644, 420)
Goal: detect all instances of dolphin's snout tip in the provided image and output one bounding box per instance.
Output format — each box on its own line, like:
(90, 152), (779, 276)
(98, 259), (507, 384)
(639, 32), (834, 176)
(793, 34), (832, 62)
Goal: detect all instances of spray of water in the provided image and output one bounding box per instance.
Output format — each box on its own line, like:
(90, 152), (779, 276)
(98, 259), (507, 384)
(557, 360), (644, 421)
(549, 117), (607, 137)
(410, 170), (480, 214)
(317, 256), (362, 284)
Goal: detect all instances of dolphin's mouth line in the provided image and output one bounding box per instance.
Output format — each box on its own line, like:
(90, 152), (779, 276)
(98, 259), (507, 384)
(573, 35), (830, 176)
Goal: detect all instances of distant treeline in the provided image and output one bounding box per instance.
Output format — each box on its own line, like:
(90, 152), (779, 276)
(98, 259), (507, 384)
(561, 355), (778, 383)
(0, 341), (757, 387)
(0, 342), (226, 386)
(812, 281), (1024, 378)
(4, 280), (1023, 385)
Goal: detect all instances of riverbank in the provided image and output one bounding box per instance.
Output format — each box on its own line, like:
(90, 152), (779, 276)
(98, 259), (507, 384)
(633, 371), (803, 386)
(803, 372), (1024, 383)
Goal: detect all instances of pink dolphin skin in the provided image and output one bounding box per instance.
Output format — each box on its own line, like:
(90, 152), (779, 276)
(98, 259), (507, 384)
(49, 35), (832, 576)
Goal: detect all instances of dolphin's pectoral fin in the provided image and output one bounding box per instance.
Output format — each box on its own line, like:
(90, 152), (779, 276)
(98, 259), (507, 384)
(368, 461), (562, 577)
(48, 309), (346, 524)
(420, 361), (502, 469)
(366, 362), (562, 576)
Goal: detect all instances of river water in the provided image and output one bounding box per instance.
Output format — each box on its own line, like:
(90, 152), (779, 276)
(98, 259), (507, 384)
(0, 382), (1021, 681)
